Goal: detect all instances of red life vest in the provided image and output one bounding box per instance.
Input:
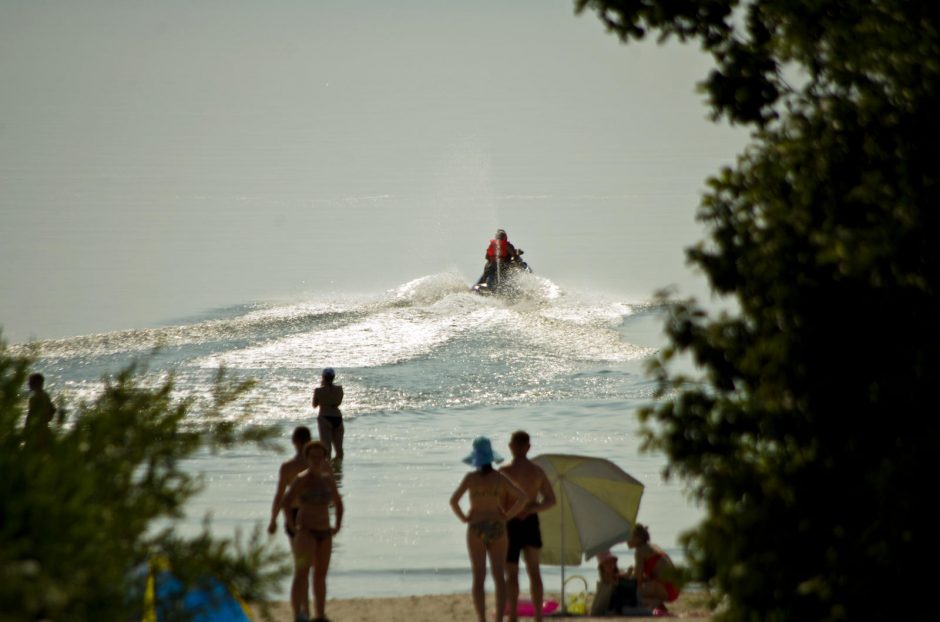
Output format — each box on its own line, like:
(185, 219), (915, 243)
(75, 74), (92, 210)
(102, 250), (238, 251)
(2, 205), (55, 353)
(486, 239), (515, 261)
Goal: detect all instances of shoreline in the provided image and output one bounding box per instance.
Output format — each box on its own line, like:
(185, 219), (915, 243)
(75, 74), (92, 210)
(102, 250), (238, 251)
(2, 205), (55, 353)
(259, 591), (713, 621)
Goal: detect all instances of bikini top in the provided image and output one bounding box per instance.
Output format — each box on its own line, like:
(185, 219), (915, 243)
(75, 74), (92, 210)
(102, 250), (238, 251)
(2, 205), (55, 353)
(469, 475), (501, 501)
(299, 478), (332, 505)
(315, 385), (343, 418)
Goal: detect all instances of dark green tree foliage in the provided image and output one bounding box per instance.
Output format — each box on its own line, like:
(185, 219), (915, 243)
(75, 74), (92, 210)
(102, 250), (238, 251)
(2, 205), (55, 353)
(576, 1), (939, 620)
(0, 342), (289, 621)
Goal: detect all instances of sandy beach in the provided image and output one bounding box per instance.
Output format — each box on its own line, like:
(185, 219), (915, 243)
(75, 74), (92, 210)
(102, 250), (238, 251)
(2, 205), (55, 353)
(260, 591), (713, 621)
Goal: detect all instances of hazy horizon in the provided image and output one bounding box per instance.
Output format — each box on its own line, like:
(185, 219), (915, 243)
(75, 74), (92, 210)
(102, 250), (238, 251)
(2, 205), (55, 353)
(0, 0), (746, 343)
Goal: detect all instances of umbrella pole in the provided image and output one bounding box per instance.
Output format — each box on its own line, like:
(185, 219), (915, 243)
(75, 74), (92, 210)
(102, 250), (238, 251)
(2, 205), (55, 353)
(560, 493), (566, 614)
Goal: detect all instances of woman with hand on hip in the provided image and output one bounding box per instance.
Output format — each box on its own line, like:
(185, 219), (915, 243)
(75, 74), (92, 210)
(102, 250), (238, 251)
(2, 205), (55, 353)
(312, 367), (344, 460)
(450, 437), (527, 622)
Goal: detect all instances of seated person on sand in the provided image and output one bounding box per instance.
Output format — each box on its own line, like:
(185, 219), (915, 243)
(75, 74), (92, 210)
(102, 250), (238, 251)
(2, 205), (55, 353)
(627, 523), (680, 611)
(591, 550), (638, 615)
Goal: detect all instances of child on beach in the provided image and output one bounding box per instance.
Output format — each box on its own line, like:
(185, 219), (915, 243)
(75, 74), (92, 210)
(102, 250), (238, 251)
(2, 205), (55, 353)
(591, 550), (639, 615)
(282, 440), (344, 622)
(450, 437), (527, 622)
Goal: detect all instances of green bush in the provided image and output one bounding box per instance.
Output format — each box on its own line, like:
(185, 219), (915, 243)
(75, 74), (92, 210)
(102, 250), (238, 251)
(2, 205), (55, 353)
(0, 341), (289, 621)
(575, 1), (940, 620)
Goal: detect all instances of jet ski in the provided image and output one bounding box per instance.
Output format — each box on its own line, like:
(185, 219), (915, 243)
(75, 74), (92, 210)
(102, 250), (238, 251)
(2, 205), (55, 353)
(471, 250), (532, 296)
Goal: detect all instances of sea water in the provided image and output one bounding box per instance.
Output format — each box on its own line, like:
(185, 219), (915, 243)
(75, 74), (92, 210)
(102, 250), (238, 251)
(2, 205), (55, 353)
(22, 272), (701, 598)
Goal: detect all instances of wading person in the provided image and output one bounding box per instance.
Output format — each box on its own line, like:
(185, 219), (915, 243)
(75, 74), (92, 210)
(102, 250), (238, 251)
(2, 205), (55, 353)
(450, 437), (527, 622)
(24, 372), (56, 447)
(312, 368), (344, 460)
(499, 431), (556, 622)
(282, 441), (343, 622)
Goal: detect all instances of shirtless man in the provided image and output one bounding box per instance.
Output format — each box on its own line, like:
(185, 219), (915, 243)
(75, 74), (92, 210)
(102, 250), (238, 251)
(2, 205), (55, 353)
(499, 431), (556, 622)
(268, 426), (313, 620)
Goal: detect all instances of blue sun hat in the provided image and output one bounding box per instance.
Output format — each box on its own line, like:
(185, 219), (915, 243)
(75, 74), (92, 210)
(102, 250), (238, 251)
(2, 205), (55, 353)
(463, 436), (504, 467)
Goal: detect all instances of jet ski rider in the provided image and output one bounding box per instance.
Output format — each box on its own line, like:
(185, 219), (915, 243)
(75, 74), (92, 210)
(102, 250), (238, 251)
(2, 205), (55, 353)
(476, 229), (520, 286)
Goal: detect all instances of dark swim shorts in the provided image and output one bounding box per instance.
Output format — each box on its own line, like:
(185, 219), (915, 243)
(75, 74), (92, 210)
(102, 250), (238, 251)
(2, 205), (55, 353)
(506, 514), (542, 563)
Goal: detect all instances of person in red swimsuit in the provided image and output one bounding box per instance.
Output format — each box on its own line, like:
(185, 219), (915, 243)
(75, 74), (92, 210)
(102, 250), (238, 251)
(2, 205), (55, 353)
(627, 523), (680, 611)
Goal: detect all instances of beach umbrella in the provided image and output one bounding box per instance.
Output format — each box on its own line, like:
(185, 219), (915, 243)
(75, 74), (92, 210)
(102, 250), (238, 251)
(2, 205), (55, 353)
(531, 454), (644, 612)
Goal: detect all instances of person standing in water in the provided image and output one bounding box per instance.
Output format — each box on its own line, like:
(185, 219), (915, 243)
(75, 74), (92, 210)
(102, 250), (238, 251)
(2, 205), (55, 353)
(268, 426), (313, 622)
(24, 373), (56, 447)
(282, 440), (343, 622)
(499, 431), (556, 622)
(312, 368), (344, 460)
(450, 437), (527, 622)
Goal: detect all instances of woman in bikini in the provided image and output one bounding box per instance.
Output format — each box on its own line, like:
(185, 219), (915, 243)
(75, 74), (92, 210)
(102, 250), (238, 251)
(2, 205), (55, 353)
(313, 367), (344, 460)
(282, 440), (344, 622)
(450, 437), (527, 622)
(627, 523), (680, 612)
(267, 426), (313, 621)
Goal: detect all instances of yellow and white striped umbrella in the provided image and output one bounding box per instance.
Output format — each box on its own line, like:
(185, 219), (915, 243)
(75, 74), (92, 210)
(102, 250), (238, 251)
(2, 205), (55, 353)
(533, 453), (644, 566)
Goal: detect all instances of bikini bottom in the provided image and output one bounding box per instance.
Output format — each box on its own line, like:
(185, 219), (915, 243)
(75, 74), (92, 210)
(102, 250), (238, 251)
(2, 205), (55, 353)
(470, 520), (505, 545)
(304, 528), (333, 542)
